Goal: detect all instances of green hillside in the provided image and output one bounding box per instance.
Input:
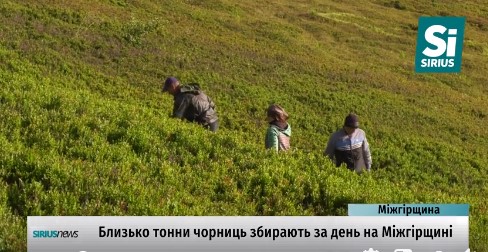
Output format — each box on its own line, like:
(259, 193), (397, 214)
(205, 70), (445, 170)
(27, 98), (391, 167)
(0, 0), (487, 251)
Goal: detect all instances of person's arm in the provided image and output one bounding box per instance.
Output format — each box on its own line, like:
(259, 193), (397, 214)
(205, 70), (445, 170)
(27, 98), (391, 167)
(362, 136), (372, 171)
(173, 96), (190, 119)
(265, 127), (279, 151)
(207, 94), (215, 109)
(324, 134), (335, 160)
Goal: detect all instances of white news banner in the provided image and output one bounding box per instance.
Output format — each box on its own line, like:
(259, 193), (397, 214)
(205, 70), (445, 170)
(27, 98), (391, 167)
(28, 216), (468, 252)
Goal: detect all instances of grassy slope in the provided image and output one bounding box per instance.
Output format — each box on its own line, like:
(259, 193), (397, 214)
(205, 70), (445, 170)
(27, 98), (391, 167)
(0, 0), (487, 251)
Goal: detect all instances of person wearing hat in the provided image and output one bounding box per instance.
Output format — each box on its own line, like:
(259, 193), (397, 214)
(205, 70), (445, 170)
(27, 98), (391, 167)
(265, 104), (291, 151)
(162, 77), (219, 132)
(324, 113), (372, 173)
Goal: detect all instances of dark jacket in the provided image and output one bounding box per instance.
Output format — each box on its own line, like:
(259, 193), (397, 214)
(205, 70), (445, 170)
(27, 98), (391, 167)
(173, 84), (218, 125)
(324, 128), (372, 172)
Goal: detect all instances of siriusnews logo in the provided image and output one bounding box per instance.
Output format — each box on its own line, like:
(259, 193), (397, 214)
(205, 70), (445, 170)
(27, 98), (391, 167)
(32, 230), (79, 238)
(415, 16), (466, 73)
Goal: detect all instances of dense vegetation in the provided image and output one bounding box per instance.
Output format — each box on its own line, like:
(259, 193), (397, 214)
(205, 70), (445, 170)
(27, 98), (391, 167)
(0, 0), (487, 251)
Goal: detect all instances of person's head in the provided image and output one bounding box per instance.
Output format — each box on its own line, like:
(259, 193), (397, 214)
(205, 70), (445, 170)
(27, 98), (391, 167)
(343, 113), (359, 135)
(162, 77), (180, 95)
(267, 104), (288, 123)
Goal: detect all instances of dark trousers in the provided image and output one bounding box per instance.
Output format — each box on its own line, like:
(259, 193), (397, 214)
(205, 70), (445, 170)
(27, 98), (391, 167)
(334, 149), (361, 171)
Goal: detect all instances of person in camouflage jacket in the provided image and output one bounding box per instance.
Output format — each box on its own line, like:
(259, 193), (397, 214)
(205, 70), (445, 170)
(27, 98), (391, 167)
(162, 77), (219, 132)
